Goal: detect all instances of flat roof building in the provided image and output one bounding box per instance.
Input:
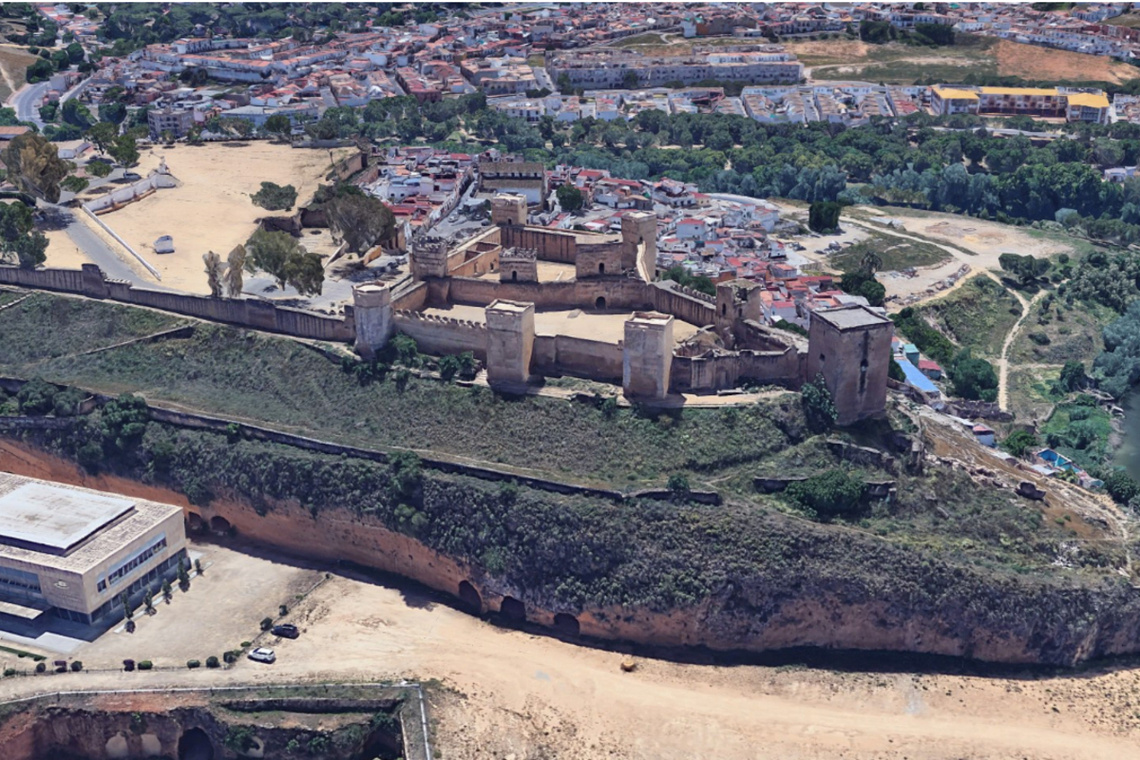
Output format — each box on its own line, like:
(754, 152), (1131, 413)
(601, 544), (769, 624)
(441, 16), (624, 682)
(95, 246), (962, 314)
(0, 474), (188, 625)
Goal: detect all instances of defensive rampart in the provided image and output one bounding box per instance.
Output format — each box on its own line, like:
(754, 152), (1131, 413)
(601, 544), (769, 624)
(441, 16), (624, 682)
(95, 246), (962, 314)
(0, 264), (354, 342)
(392, 310), (487, 358)
(533, 334), (624, 382)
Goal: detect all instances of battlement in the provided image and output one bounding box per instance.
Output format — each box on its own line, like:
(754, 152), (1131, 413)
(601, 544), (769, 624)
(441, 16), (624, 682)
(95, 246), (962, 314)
(394, 309), (485, 329)
(500, 247), (538, 262)
(411, 236), (449, 280)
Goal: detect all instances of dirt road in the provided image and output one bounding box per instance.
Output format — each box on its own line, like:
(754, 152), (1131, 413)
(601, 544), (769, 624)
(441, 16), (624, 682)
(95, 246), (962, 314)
(3, 543), (1140, 760)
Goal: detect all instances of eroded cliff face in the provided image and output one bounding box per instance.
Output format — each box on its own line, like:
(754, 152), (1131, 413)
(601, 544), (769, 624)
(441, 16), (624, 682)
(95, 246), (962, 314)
(4, 439), (1140, 666)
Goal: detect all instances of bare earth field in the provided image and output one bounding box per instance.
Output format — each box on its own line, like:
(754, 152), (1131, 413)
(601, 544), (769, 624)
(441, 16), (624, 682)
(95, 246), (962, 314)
(0, 44), (35, 103)
(425, 303), (700, 344)
(992, 38), (1139, 84)
(92, 142), (352, 294)
(2, 542), (1140, 760)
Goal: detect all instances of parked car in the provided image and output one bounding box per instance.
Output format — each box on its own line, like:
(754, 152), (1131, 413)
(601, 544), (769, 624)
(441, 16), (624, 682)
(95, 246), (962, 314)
(247, 647), (276, 664)
(272, 623), (299, 639)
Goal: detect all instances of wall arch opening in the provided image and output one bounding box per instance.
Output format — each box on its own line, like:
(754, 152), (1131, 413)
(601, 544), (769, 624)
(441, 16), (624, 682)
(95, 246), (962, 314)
(209, 516), (231, 534)
(595, 297), (606, 310)
(186, 512), (205, 533)
(500, 596), (526, 622)
(553, 612), (580, 637)
(598, 262), (605, 274)
(458, 580), (482, 613)
(511, 270), (517, 282)
(105, 735), (129, 760)
(178, 728), (214, 760)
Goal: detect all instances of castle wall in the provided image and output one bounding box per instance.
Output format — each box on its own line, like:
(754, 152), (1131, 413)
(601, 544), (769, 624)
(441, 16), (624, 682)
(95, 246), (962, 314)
(532, 335), (624, 382)
(500, 226), (577, 263)
(446, 277), (653, 311)
(672, 346), (804, 393)
(391, 281), (428, 311)
(0, 265), (354, 342)
(448, 247), (500, 278)
(392, 310), (487, 358)
(575, 243), (625, 278)
(648, 281), (716, 328)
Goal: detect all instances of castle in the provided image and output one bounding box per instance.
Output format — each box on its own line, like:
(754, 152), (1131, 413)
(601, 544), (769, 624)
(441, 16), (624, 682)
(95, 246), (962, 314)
(361, 193), (893, 422)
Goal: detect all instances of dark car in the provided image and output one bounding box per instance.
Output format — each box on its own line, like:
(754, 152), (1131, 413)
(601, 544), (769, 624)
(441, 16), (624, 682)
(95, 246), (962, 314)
(272, 623), (299, 639)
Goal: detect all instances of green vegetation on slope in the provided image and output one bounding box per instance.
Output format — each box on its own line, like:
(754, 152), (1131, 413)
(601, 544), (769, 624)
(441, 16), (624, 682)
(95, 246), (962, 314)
(830, 234), (951, 274)
(919, 277), (1021, 359)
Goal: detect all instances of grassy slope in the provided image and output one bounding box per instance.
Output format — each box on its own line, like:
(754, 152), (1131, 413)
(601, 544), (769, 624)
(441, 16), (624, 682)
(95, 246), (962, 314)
(0, 290), (1121, 582)
(918, 277), (1021, 360)
(831, 234), (951, 273)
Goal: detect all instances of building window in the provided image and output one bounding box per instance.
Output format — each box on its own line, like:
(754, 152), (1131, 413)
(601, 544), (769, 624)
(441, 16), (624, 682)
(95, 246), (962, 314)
(107, 535), (168, 587)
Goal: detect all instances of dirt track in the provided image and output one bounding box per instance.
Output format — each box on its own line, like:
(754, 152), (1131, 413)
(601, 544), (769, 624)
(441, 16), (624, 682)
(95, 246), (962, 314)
(2, 542), (1140, 760)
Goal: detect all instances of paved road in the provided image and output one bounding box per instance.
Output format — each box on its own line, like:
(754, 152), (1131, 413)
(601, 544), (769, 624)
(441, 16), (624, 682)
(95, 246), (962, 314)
(43, 204), (167, 289)
(9, 81), (50, 127)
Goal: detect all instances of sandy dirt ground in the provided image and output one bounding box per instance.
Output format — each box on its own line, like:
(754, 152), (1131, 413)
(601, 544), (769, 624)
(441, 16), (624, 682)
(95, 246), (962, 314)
(0, 45), (35, 103)
(424, 303), (700, 344)
(91, 143), (353, 294)
(3, 541), (1140, 760)
(993, 39), (1139, 84)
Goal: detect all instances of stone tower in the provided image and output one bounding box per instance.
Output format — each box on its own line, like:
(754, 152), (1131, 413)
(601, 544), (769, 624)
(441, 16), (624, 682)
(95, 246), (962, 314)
(805, 305), (894, 426)
(411, 236), (448, 280)
(491, 194), (528, 226)
(353, 283), (393, 358)
(623, 311), (674, 400)
(621, 211), (658, 278)
(485, 299), (535, 386)
(714, 279), (763, 342)
(499, 247), (538, 283)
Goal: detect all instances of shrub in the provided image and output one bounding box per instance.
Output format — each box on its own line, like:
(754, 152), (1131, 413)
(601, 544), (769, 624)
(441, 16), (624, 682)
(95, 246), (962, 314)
(69, 661), (82, 672)
(1001, 429), (1039, 457)
(223, 651), (238, 664)
(206, 656), (220, 668)
(35, 662), (46, 674)
(667, 473), (691, 501)
(240, 641), (252, 648)
(250, 181), (298, 211)
(122, 659), (135, 672)
(801, 374), (837, 432)
(278, 604), (288, 616)
(785, 469), (866, 519)
(187, 659), (200, 669)
(260, 616), (273, 631)
(3, 668), (15, 677)
(137, 660), (153, 670)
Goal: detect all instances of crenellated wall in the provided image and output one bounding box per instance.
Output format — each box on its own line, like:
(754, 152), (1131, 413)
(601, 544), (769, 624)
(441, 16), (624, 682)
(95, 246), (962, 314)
(533, 334), (624, 382)
(672, 345), (804, 393)
(392, 309), (488, 358)
(0, 265), (354, 342)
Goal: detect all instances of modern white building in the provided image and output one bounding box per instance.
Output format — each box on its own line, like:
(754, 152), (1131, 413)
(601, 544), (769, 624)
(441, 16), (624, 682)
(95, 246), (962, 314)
(0, 474), (188, 625)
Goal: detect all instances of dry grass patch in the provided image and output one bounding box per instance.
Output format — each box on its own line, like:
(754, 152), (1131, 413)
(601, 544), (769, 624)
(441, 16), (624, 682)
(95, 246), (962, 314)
(993, 39), (1140, 84)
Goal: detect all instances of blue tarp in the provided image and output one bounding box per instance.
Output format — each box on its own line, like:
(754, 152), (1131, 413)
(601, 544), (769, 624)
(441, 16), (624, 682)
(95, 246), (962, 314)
(897, 358), (939, 395)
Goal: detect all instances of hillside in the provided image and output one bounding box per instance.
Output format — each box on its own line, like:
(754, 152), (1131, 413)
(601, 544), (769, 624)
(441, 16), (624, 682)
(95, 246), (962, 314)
(1, 290), (1139, 664)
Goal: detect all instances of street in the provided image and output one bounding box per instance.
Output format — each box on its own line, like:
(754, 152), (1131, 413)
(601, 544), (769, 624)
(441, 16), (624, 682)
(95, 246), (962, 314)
(9, 81), (49, 127)
(39, 204), (167, 289)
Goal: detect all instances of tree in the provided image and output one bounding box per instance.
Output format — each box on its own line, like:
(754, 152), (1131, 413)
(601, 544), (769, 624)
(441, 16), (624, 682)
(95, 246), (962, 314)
(785, 469), (865, 518)
(667, 473), (691, 501)
(264, 113), (292, 141)
(801, 373), (837, 432)
(950, 350), (998, 402)
(219, 117), (254, 139)
(1058, 360), (1088, 393)
(808, 200), (841, 232)
(556, 183), (584, 213)
(109, 134), (139, 168)
(86, 159), (112, 178)
(0, 201), (48, 269)
(2, 132), (70, 203)
(998, 252), (1049, 287)
(25, 58), (53, 83)
(61, 175), (88, 194)
(1001, 429), (1039, 458)
(621, 70), (640, 89)
(244, 228), (323, 295)
(203, 251), (224, 297)
(324, 187), (395, 254)
(250, 181), (298, 211)
(65, 41), (84, 64)
(224, 244), (246, 297)
(87, 121), (118, 155)
(61, 99), (93, 129)
(1105, 470), (1140, 506)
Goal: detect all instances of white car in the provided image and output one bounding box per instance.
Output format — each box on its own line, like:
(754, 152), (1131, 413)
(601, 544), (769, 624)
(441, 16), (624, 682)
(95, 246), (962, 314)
(247, 647), (276, 664)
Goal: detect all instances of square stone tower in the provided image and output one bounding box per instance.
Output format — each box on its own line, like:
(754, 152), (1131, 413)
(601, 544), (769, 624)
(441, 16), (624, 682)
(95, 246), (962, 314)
(485, 299), (535, 387)
(623, 311), (674, 400)
(353, 283), (393, 358)
(491, 194), (528, 226)
(621, 211), (658, 278)
(411, 236), (449, 280)
(499, 247), (538, 283)
(805, 305), (894, 426)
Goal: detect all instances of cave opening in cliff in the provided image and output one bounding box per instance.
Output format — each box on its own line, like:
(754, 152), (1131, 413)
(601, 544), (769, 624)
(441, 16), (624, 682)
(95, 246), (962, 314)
(500, 595), (525, 622)
(554, 612), (580, 637)
(177, 728), (214, 760)
(458, 580), (482, 613)
(209, 516), (231, 535)
(186, 512), (205, 533)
